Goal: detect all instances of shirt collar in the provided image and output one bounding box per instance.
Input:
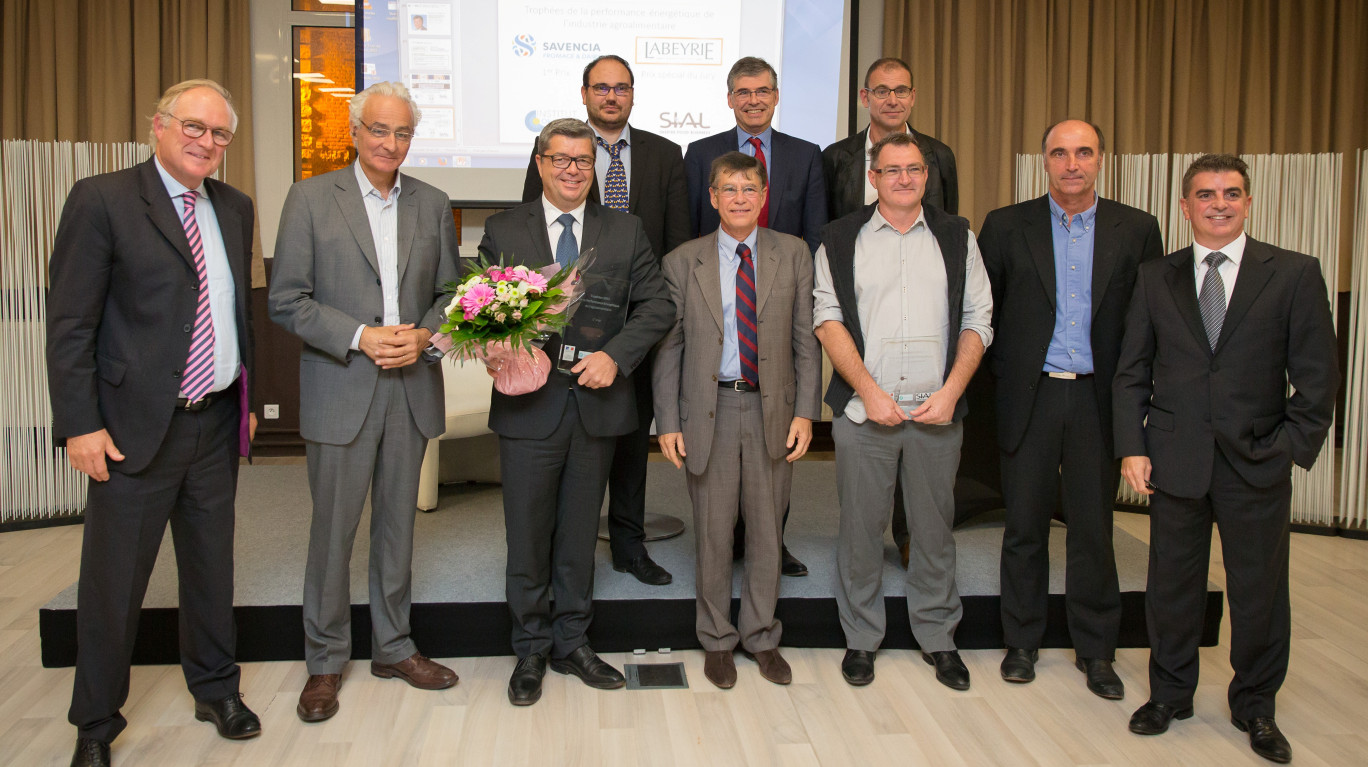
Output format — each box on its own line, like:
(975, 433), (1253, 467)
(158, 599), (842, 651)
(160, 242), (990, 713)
(353, 161), (401, 200)
(541, 195), (587, 227)
(153, 156), (205, 200)
(1047, 192), (1099, 230)
(592, 123), (631, 148)
(717, 226), (758, 261)
(736, 125), (774, 151)
(1193, 232), (1247, 267)
(869, 205), (927, 235)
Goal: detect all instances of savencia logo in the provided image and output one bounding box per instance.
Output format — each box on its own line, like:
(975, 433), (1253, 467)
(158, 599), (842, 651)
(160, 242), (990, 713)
(511, 34), (535, 57)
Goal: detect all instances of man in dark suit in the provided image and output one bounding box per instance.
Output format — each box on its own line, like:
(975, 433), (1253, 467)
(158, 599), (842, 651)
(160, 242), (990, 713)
(980, 119), (1163, 699)
(482, 118), (675, 707)
(684, 55), (827, 576)
(1116, 154), (1338, 764)
(270, 81), (460, 724)
(47, 79), (261, 767)
(822, 56), (961, 569)
(822, 57), (958, 220)
(521, 54), (690, 586)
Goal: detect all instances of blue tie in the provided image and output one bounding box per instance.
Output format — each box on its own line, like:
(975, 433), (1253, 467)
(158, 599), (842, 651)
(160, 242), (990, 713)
(555, 212), (577, 268)
(735, 243), (759, 387)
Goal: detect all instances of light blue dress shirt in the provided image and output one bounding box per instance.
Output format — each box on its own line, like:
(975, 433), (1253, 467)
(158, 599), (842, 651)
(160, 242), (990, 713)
(350, 162), (402, 349)
(1044, 194), (1097, 374)
(716, 226), (760, 381)
(736, 126), (774, 166)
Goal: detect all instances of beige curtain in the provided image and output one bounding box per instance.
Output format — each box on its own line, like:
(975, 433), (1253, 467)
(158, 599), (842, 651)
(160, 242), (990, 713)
(1, 0), (262, 286)
(885, 0), (1368, 287)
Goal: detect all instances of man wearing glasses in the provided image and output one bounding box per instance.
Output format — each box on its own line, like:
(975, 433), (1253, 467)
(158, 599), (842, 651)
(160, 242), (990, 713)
(653, 152), (821, 689)
(521, 54), (691, 587)
(48, 79), (261, 767)
(481, 118), (674, 706)
(270, 81), (460, 723)
(814, 132), (992, 692)
(684, 55), (827, 577)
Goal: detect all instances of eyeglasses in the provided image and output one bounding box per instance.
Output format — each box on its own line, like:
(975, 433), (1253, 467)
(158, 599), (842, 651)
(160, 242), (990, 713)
(588, 83), (633, 97)
(358, 119), (414, 143)
(540, 154), (594, 170)
(867, 86), (913, 100)
(872, 164), (927, 178)
(712, 185), (765, 198)
(162, 114), (234, 146)
(730, 87), (775, 100)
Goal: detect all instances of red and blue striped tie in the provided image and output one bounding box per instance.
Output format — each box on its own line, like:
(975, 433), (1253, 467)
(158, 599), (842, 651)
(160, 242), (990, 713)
(180, 190), (216, 402)
(736, 243), (759, 388)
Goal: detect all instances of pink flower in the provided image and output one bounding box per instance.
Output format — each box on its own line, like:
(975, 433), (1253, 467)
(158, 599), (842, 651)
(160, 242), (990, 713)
(521, 270), (548, 293)
(460, 283), (496, 319)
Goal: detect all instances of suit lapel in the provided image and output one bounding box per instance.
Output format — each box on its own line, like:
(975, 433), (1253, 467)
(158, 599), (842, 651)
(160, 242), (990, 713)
(1024, 205), (1056, 309)
(753, 229), (778, 317)
(580, 203), (604, 264)
(139, 160), (196, 273)
(1162, 247), (1212, 355)
(1091, 201), (1120, 315)
(767, 132), (787, 222)
(396, 178), (417, 281)
(520, 204), (554, 267)
(333, 171), (381, 277)
(206, 181), (247, 318)
(1216, 239), (1274, 353)
(692, 232), (725, 333)
(626, 132), (643, 213)
(841, 130), (867, 214)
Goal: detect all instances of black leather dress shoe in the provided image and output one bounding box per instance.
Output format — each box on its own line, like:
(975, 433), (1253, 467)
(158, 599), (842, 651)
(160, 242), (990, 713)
(1128, 700), (1193, 735)
(781, 547), (808, 577)
(550, 645), (626, 689)
(922, 650), (971, 691)
(194, 693), (262, 740)
(613, 553), (672, 585)
(841, 649), (875, 686)
(1000, 647), (1038, 683)
(1232, 716), (1292, 763)
(71, 738), (110, 767)
(508, 653), (547, 706)
(1076, 657), (1124, 699)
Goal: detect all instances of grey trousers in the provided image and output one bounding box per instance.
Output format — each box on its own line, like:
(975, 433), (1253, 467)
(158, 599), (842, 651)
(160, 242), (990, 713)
(686, 388), (788, 653)
(833, 415), (963, 653)
(302, 371), (425, 674)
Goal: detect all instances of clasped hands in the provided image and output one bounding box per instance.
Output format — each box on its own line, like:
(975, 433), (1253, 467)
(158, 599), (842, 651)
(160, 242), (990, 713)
(861, 385), (957, 427)
(360, 324), (431, 369)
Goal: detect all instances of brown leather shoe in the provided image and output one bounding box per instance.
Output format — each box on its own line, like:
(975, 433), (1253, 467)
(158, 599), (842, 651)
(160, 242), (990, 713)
(703, 651), (737, 689)
(750, 648), (792, 685)
(297, 674), (341, 722)
(371, 652), (458, 690)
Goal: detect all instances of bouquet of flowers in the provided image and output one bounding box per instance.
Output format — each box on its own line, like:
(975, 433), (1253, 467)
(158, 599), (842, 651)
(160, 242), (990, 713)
(433, 252), (592, 395)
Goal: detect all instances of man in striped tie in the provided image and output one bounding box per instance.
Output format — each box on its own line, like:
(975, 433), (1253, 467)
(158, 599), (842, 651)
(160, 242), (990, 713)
(652, 152), (822, 689)
(47, 79), (261, 767)
(1115, 154), (1339, 764)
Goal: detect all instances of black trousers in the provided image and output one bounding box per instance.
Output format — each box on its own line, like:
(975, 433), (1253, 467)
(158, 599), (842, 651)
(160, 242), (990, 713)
(998, 376), (1121, 657)
(606, 363), (652, 564)
(69, 395), (242, 743)
(1146, 449), (1292, 720)
(500, 391), (614, 659)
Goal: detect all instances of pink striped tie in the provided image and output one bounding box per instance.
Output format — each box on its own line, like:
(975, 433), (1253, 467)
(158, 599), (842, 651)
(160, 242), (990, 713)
(180, 190), (216, 402)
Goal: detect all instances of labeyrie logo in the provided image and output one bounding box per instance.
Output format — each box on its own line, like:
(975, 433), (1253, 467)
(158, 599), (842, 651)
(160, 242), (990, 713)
(512, 34), (535, 57)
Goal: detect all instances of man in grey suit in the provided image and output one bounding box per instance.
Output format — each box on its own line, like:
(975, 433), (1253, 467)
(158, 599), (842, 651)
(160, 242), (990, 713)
(479, 118), (675, 706)
(653, 152), (821, 690)
(270, 81), (460, 723)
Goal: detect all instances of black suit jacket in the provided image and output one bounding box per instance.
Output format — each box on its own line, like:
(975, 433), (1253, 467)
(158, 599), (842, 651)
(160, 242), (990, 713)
(521, 126), (691, 261)
(980, 195), (1163, 454)
(683, 128), (827, 253)
(478, 201), (675, 440)
(1113, 238), (1339, 497)
(821, 126), (958, 221)
(47, 159), (255, 474)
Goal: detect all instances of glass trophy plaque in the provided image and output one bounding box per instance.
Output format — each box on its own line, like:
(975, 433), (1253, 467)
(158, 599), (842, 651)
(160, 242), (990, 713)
(554, 269), (630, 375)
(875, 336), (943, 415)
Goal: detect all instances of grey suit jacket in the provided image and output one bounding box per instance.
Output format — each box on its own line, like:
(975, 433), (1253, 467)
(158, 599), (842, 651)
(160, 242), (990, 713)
(479, 199), (675, 439)
(269, 165), (459, 445)
(652, 228), (822, 475)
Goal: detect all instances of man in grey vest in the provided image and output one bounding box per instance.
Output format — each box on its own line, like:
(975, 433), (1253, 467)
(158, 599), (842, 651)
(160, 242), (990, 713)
(814, 132), (993, 691)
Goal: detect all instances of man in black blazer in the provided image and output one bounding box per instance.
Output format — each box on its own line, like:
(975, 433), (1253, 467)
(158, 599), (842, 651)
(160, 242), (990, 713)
(1116, 154), (1338, 764)
(483, 118), (675, 707)
(47, 80), (261, 767)
(521, 54), (690, 586)
(821, 57), (958, 220)
(980, 120), (1163, 699)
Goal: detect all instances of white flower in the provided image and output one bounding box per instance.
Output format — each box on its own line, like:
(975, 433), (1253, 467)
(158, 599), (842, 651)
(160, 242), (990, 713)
(495, 312), (506, 322)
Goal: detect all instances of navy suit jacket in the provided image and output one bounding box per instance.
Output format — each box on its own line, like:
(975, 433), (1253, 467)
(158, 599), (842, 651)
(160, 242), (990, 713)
(683, 128), (827, 253)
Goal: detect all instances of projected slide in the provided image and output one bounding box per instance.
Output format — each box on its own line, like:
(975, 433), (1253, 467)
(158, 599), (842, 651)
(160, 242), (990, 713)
(361, 0), (842, 174)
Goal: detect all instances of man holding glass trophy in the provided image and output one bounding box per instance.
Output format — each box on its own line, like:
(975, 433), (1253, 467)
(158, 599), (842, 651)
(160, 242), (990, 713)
(813, 132), (993, 691)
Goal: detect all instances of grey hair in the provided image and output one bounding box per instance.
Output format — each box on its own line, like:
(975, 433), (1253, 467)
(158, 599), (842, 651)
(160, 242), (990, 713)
(727, 56), (778, 92)
(148, 79), (239, 147)
(535, 117), (595, 155)
(348, 81), (422, 129)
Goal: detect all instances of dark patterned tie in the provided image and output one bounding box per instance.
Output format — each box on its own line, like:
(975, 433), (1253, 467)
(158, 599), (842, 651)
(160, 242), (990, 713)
(179, 190), (216, 401)
(747, 136), (770, 228)
(597, 137), (628, 212)
(1198, 251), (1228, 351)
(555, 212), (577, 268)
(735, 243), (759, 387)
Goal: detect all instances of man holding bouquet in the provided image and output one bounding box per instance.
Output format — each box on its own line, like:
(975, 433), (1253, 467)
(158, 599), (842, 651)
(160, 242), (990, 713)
(479, 117), (675, 706)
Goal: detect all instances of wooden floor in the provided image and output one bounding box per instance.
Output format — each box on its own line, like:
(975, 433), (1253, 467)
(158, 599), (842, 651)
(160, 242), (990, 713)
(3, 513), (1366, 766)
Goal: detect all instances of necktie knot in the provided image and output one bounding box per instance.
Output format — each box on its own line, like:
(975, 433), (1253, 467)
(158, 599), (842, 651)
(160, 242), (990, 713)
(597, 137), (625, 158)
(736, 243), (752, 263)
(1204, 251), (1227, 268)
(182, 189), (198, 205)
(748, 136), (763, 155)
(556, 212), (575, 229)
